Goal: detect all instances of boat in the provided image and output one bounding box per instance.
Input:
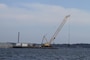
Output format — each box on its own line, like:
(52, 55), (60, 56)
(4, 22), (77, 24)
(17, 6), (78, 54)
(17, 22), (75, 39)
(13, 15), (70, 49)
(12, 43), (58, 49)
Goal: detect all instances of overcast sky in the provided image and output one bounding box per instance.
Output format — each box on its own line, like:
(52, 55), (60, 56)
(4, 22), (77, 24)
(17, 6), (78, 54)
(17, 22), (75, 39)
(0, 0), (90, 44)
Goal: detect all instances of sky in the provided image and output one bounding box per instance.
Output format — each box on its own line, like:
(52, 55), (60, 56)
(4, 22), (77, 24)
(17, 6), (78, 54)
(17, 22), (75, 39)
(0, 0), (90, 44)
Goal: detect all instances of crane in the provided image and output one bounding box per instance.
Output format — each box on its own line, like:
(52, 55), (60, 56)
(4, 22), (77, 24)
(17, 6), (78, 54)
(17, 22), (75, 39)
(42, 15), (70, 47)
(41, 34), (48, 44)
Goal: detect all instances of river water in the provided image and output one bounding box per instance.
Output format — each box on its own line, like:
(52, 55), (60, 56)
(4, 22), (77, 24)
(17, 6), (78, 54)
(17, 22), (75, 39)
(0, 48), (90, 60)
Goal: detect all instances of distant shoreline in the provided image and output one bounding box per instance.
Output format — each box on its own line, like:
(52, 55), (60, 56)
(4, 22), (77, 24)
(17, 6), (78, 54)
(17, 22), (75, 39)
(0, 42), (90, 48)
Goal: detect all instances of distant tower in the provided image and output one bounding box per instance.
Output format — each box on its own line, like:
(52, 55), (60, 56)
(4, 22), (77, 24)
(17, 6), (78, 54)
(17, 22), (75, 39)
(18, 32), (20, 43)
(68, 17), (70, 47)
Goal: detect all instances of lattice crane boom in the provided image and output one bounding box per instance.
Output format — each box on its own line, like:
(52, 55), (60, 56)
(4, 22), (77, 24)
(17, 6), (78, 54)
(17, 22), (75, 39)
(49, 15), (70, 44)
(42, 15), (70, 47)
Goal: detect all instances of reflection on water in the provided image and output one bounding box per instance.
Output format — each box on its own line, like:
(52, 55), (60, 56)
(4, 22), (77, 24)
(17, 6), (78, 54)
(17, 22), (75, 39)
(0, 48), (90, 60)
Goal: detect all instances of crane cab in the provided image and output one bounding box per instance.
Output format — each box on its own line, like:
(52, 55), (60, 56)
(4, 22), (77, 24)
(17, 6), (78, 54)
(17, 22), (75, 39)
(41, 43), (52, 47)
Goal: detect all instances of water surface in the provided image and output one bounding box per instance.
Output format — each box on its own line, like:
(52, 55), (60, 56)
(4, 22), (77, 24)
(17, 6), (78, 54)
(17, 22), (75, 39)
(0, 48), (90, 60)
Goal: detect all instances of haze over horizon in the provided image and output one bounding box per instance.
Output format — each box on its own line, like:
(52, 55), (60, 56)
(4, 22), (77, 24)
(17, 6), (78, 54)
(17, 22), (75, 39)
(0, 0), (90, 44)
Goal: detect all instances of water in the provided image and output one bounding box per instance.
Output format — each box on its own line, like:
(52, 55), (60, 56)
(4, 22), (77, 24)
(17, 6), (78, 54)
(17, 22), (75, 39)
(0, 48), (90, 60)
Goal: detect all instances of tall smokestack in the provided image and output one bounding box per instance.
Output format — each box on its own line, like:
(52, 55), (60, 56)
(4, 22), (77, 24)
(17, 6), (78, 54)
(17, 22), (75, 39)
(18, 32), (20, 43)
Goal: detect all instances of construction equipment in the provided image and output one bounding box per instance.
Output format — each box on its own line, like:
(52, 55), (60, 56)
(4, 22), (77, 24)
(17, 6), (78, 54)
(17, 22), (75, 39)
(42, 15), (70, 47)
(41, 34), (48, 44)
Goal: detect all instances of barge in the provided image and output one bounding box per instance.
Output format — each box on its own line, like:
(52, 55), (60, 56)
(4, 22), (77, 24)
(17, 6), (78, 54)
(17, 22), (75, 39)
(13, 15), (70, 49)
(13, 43), (58, 49)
